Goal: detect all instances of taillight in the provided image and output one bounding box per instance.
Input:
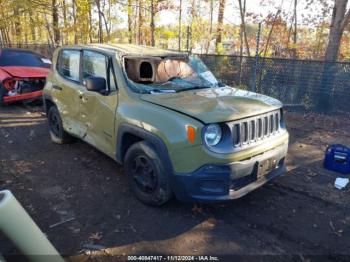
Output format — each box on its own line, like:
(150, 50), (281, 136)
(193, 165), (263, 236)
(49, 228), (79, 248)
(3, 78), (16, 91)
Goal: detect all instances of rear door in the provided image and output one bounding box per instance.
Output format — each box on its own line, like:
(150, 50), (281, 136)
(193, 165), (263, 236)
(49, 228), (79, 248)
(79, 50), (118, 157)
(54, 49), (86, 138)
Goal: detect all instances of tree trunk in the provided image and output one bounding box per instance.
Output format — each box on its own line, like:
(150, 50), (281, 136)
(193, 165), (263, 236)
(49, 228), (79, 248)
(73, 0), (78, 44)
(128, 0), (132, 43)
(178, 0), (182, 50)
(215, 0), (226, 53)
(209, 0), (213, 35)
(150, 0), (155, 46)
(188, 0), (196, 52)
(88, 2), (93, 43)
(293, 0), (297, 45)
(44, 13), (54, 45)
(138, 0), (144, 45)
(325, 0), (350, 61)
(292, 0), (297, 58)
(319, 0), (350, 112)
(96, 0), (104, 43)
(62, 0), (68, 44)
(13, 6), (21, 44)
(100, 11), (110, 42)
(205, 0), (213, 54)
(52, 0), (60, 46)
(238, 0), (250, 56)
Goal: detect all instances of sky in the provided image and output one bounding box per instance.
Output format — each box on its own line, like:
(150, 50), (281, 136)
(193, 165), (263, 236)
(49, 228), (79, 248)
(156, 0), (333, 27)
(113, 0), (341, 30)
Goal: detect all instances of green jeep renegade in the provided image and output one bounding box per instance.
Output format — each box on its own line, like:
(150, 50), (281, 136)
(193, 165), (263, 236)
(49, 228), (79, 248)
(43, 44), (289, 206)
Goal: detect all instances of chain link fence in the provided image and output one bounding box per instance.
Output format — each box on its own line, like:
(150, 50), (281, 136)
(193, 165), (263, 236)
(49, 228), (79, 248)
(200, 54), (350, 115)
(1, 44), (349, 115)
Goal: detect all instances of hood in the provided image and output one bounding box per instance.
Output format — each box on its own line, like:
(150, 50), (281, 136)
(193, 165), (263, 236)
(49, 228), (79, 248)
(140, 87), (282, 124)
(0, 66), (49, 78)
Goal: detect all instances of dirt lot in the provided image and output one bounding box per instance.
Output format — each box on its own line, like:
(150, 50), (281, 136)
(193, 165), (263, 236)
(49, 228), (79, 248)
(1, 105), (350, 261)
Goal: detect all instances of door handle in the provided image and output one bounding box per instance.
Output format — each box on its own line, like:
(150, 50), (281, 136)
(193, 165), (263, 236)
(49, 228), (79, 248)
(52, 85), (62, 91)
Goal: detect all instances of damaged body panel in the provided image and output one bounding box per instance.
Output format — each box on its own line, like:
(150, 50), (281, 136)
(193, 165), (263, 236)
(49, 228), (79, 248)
(0, 48), (50, 105)
(44, 44), (289, 205)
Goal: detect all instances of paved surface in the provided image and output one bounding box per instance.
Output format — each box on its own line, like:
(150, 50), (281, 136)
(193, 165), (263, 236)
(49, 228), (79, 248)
(1, 105), (350, 261)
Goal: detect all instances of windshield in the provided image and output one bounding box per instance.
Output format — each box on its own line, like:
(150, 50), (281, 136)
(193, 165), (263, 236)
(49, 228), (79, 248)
(124, 55), (222, 94)
(0, 49), (51, 68)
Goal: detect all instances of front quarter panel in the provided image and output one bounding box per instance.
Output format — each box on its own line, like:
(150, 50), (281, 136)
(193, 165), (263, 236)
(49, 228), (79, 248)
(116, 92), (204, 164)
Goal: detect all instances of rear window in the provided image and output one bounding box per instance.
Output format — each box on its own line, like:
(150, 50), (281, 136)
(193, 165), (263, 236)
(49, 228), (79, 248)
(0, 49), (51, 68)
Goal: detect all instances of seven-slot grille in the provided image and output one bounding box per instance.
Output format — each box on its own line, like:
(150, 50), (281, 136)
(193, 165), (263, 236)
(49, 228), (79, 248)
(229, 110), (281, 147)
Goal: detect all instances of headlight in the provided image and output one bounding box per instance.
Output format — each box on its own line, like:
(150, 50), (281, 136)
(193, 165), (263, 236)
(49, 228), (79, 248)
(204, 124), (222, 146)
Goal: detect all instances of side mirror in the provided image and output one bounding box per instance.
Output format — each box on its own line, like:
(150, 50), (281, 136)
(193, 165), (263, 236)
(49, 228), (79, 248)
(84, 77), (106, 92)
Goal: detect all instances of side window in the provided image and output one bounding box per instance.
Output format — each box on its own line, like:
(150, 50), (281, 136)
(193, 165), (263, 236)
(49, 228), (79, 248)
(82, 51), (107, 83)
(58, 50), (80, 82)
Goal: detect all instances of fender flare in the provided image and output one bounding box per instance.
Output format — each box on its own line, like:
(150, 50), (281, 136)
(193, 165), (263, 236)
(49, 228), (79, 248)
(42, 93), (56, 113)
(116, 123), (174, 174)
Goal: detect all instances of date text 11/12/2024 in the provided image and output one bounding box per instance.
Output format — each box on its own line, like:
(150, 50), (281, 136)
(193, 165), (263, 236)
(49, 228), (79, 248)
(127, 255), (220, 261)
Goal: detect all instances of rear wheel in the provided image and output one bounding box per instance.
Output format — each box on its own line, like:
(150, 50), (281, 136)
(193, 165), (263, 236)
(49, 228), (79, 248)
(124, 141), (172, 206)
(47, 106), (72, 144)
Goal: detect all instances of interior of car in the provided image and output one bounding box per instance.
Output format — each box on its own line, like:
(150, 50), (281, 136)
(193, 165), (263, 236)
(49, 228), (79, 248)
(124, 57), (195, 85)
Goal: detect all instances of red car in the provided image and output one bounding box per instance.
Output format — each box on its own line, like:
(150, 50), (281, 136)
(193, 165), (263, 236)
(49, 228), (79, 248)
(0, 48), (51, 105)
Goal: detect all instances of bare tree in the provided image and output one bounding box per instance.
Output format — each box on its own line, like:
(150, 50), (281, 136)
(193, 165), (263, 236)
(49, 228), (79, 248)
(150, 0), (155, 46)
(293, 0), (297, 45)
(128, 0), (133, 43)
(95, 0), (103, 43)
(52, 0), (60, 46)
(325, 0), (350, 61)
(238, 0), (250, 56)
(209, 0), (214, 35)
(178, 0), (182, 50)
(215, 0), (226, 53)
(73, 0), (78, 44)
(138, 0), (144, 44)
(13, 5), (21, 44)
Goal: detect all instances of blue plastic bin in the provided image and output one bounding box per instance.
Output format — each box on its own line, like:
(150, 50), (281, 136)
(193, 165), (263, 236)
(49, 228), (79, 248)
(324, 144), (350, 174)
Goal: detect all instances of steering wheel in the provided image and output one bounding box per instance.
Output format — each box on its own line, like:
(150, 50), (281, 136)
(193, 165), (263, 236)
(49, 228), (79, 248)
(167, 76), (183, 82)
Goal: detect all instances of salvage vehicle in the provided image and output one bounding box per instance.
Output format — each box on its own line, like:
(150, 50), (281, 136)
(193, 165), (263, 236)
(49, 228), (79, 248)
(43, 44), (289, 206)
(0, 48), (51, 105)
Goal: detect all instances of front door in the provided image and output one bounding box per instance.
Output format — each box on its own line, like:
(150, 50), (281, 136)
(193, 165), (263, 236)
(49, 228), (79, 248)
(78, 50), (118, 157)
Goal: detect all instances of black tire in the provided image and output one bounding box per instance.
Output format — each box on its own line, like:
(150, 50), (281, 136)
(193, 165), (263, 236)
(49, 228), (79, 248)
(47, 106), (72, 144)
(124, 141), (172, 206)
(0, 84), (8, 106)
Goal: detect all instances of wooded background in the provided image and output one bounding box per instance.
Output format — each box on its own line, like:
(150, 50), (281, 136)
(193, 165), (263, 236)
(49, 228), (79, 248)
(0, 0), (350, 62)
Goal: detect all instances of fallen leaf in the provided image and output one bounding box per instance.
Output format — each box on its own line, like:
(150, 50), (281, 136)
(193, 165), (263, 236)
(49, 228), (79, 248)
(89, 232), (102, 241)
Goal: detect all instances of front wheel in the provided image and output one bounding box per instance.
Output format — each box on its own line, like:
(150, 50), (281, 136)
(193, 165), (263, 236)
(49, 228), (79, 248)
(124, 141), (172, 206)
(47, 106), (72, 144)
(0, 84), (8, 106)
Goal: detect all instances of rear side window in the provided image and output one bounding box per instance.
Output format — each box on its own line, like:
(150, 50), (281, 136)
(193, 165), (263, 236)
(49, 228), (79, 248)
(0, 49), (50, 68)
(57, 50), (80, 82)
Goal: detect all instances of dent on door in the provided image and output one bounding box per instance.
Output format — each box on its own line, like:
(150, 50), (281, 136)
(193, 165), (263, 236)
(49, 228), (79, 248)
(79, 91), (118, 157)
(54, 76), (87, 138)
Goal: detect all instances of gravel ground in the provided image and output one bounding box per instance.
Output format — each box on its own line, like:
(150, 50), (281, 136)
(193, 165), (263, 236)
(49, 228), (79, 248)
(1, 105), (350, 261)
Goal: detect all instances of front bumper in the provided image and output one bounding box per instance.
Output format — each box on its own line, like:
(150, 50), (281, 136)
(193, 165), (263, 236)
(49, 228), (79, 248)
(170, 142), (288, 202)
(3, 90), (43, 104)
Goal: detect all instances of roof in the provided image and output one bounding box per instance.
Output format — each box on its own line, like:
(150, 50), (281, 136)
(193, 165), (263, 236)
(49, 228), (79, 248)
(71, 44), (188, 57)
(0, 48), (42, 55)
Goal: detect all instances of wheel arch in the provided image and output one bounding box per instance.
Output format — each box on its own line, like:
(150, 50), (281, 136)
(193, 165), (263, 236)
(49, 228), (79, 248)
(116, 123), (174, 174)
(43, 93), (56, 114)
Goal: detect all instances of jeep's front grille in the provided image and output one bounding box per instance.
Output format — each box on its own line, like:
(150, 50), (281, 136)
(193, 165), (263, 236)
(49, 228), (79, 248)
(229, 110), (281, 147)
